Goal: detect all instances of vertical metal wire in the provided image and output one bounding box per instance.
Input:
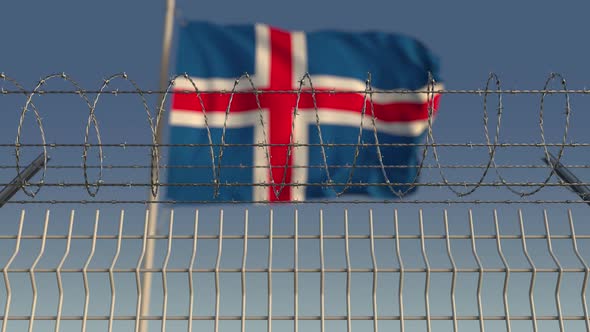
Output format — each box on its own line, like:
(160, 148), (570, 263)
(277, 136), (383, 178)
(443, 210), (458, 332)
(319, 209), (325, 332)
(268, 209), (274, 332)
(28, 210), (49, 332)
(214, 210), (223, 332)
(344, 209), (352, 332)
(188, 210), (199, 332)
(108, 211), (125, 332)
(161, 210), (174, 332)
(135, 211), (149, 332)
(494, 210), (511, 332)
(469, 210), (485, 332)
(369, 210), (378, 332)
(83, 211), (100, 332)
(543, 210), (564, 332)
(1, 210), (25, 332)
(519, 209), (538, 332)
(241, 210), (248, 332)
(294, 209), (299, 332)
(568, 210), (590, 331)
(394, 210), (404, 332)
(418, 210), (431, 332)
(55, 210), (75, 332)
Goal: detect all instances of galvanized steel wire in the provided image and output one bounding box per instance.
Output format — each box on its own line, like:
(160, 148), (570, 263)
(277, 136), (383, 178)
(0, 208), (589, 331)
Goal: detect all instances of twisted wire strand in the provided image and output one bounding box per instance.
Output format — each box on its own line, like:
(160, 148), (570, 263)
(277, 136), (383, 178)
(429, 73), (500, 197)
(494, 73), (571, 196)
(13, 73), (183, 198)
(1, 72), (587, 202)
(3, 72), (163, 198)
(273, 74), (307, 199)
(311, 73), (367, 197)
(427, 73), (573, 197)
(164, 74), (219, 197)
(91, 73), (157, 197)
(373, 72), (434, 198)
(23, 74), (102, 197)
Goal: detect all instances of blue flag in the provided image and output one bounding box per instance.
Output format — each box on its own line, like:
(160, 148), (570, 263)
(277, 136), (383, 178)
(167, 21), (442, 202)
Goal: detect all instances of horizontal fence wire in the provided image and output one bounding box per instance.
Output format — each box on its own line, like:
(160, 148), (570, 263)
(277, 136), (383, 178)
(1, 72), (588, 203)
(1, 208), (590, 332)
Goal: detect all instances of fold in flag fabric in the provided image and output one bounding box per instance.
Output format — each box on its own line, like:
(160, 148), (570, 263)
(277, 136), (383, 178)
(167, 21), (442, 202)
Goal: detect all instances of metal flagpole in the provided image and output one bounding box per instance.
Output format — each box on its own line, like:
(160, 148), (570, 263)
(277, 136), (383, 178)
(140, 0), (176, 331)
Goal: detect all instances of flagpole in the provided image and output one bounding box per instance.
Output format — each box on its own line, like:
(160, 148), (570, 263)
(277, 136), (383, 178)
(140, 0), (176, 331)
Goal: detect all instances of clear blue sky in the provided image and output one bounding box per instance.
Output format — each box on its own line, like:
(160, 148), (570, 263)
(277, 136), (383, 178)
(2, 1), (590, 331)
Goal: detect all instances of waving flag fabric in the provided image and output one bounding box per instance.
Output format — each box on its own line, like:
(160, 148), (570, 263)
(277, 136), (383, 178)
(167, 21), (442, 202)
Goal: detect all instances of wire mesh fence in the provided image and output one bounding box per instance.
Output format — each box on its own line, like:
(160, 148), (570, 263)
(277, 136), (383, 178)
(2, 208), (590, 332)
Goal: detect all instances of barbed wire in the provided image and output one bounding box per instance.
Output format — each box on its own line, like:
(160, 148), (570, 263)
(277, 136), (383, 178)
(1, 72), (586, 203)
